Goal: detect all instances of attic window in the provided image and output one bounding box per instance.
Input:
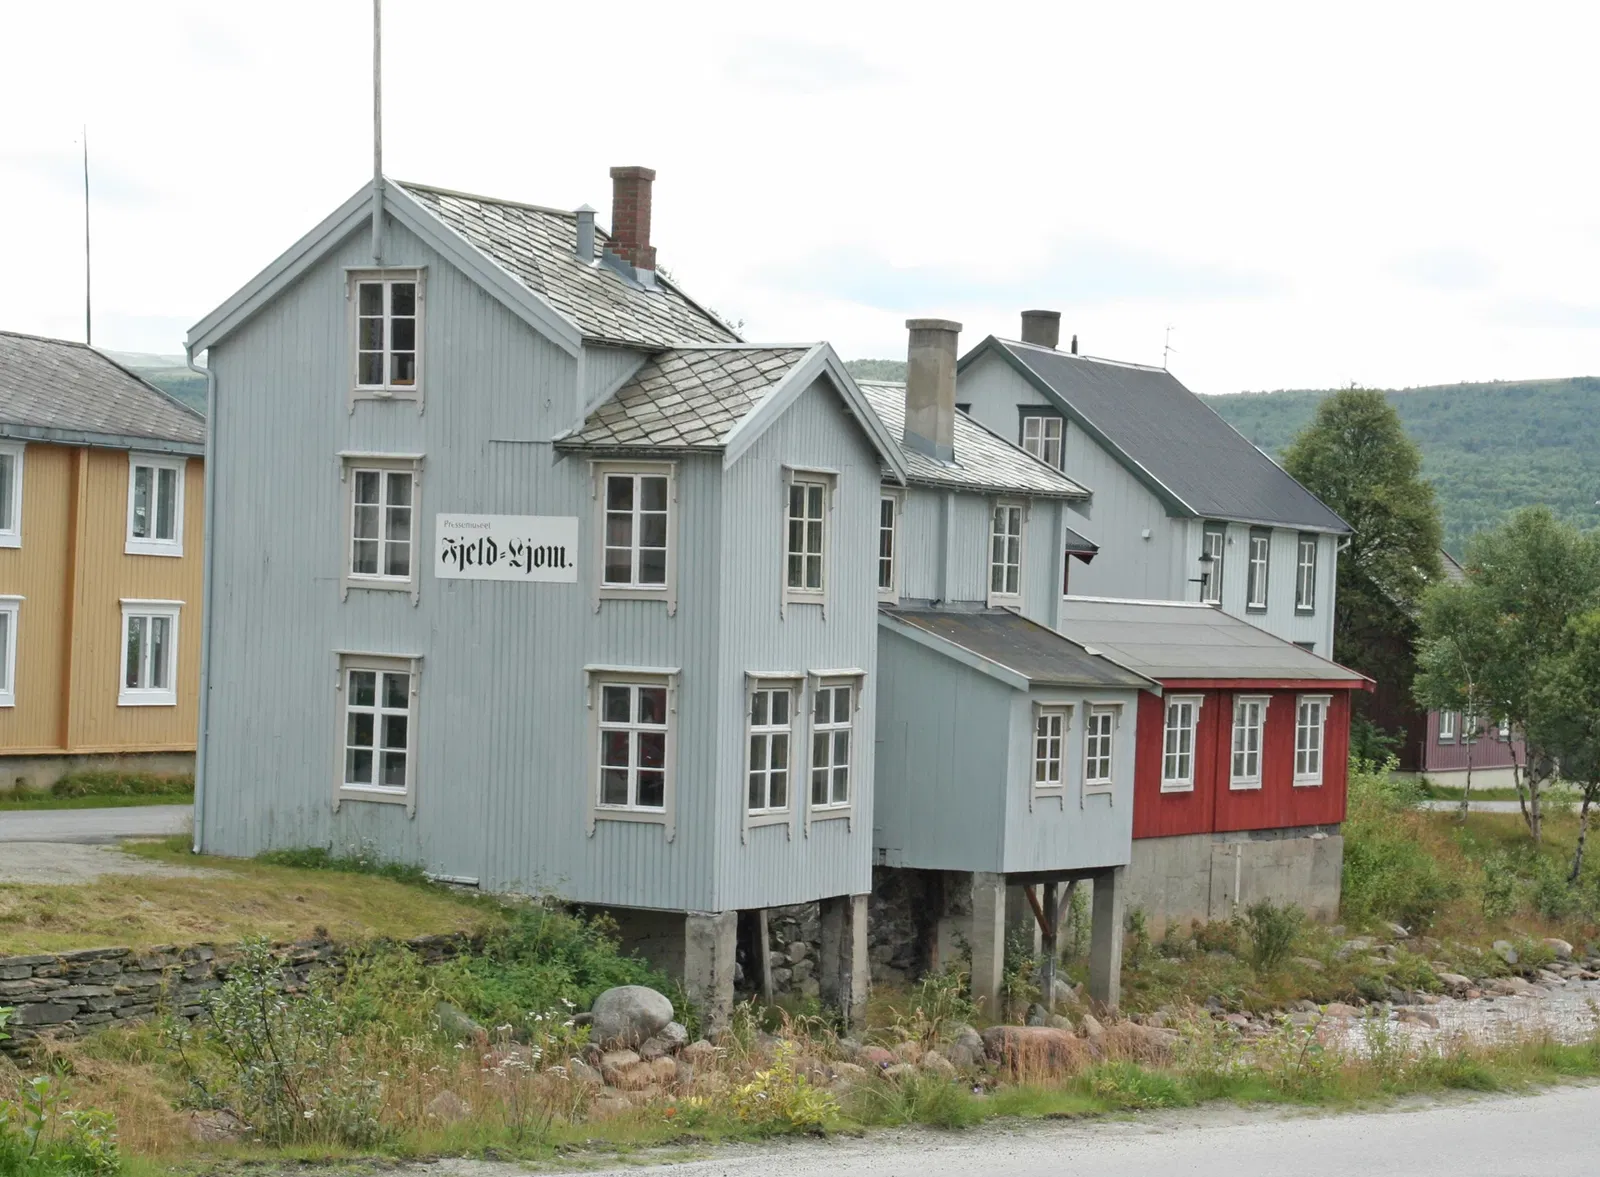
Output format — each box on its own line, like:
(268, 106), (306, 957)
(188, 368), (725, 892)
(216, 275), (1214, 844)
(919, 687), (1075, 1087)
(350, 270), (424, 402)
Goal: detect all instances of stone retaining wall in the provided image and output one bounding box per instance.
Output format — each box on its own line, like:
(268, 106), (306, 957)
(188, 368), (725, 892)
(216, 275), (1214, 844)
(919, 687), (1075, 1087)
(765, 868), (942, 998)
(0, 933), (472, 1051)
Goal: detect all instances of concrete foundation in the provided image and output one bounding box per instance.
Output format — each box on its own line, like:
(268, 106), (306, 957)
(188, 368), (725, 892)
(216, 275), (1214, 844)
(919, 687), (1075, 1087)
(607, 907), (738, 1033)
(0, 752), (194, 795)
(818, 893), (870, 1030)
(1125, 826), (1344, 937)
(1418, 766), (1518, 789)
(1088, 866), (1125, 1010)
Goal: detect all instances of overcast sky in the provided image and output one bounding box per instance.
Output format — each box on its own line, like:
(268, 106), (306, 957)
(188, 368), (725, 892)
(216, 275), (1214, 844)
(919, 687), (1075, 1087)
(5, 1), (1597, 394)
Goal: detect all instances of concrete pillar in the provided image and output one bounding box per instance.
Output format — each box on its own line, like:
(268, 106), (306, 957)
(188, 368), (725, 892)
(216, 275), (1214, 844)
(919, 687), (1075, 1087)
(756, 909), (774, 1005)
(1040, 881), (1059, 1011)
(818, 893), (870, 1030)
(969, 872), (1007, 1020)
(1088, 866), (1125, 1012)
(683, 910), (737, 1034)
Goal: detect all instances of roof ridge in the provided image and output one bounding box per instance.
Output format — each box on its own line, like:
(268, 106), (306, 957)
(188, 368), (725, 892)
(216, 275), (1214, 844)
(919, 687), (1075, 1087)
(1001, 338), (1166, 372)
(0, 328), (93, 350)
(395, 180), (591, 224)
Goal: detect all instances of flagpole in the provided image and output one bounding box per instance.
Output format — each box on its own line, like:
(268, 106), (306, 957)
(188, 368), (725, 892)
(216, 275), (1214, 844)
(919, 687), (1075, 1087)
(371, 0), (384, 262)
(83, 126), (92, 345)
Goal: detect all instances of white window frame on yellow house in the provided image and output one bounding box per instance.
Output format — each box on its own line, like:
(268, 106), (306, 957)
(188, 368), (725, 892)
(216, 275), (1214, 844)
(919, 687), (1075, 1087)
(0, 596), (20, 707)
(119, 599), (181, 707)
(125, 453), (187, 557)
(0, 441), (23, 548)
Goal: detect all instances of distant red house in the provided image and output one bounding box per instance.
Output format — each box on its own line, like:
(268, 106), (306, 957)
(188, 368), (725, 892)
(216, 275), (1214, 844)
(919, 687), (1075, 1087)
(1058, 598), (1370, 930)
(1420, 709), (1522, 786)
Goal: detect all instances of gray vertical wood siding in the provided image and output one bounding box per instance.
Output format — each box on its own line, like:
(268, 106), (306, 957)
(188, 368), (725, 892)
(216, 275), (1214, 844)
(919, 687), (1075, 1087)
(199, 215), (882, 912)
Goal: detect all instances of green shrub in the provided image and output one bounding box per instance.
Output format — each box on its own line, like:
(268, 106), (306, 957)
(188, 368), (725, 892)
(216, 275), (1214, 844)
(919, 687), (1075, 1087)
(0, 1071), (122, 1176)
(729, 1041), (837, 1130)
(49, 770), (192, 799)
(1235, 901), (1303, 972)
(1341, 757), (1462, 929)
(1086, 1062), (1193, 1109)
(254, 844), (431, 886)
(1479, 852), (1519, 919)
(845, 1069), (980, 1128)
(893, 968), (976, 1048)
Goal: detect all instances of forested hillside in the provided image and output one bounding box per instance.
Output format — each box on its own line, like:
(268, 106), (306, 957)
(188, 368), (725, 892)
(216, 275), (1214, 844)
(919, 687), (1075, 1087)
(1207, 378), (1600, 554)
(103, 350), (207, 413)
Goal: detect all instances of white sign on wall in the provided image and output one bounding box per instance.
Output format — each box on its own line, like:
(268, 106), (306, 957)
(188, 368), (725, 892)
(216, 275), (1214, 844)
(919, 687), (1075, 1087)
(435, 514), (579, 582)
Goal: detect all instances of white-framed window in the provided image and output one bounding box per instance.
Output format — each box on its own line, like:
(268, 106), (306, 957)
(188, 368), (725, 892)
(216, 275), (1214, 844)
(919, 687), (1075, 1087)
(335, 653), (419, 812)
(1230, 695), (1269, 789)
(0, 441), (22, 548)
(810, 681), (854, 811)
(1498, 718), (1511, 741)
(0, 596), (19, 707)
(118, 600), (181, 707)
(989, 501), (1024, 605)
(1295, 534), (1317, 613)
(747, 683), (794, 817)
(598, 680), (670, 812)
(1200, 523), (1225, 604)
(877, 492), (901, 603)
(351, 270), (422, 397)
(125, 454), (186, 557)
(1033, 704), (1071, 793)
(1020, 414), (1063, 468)
(342, 454), (422, 599)
(1295, 695), (1330, 785)
(594, 462), (677, 612)
(787, 480), (828, 598)
(1083, 705), (1118, 793)
(1246, 530), (1270, 611)
(1438, 709), (1457, 743)
(1161, 695), (1203, 792)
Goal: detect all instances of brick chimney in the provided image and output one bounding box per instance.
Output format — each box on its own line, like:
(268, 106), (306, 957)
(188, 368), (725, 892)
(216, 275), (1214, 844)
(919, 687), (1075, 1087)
(608, 166), (657, 273)
(1020, 309), (1061, 349)
(903, 318), (961, 462)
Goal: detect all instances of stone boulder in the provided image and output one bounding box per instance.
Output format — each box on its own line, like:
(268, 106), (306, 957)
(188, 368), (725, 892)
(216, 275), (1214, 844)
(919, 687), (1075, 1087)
(682, 1039), (719, 1066)
(920, 1050), (958, 1079)
(434, 1000), (486, 1043)
(1098, 1021), (1178, 1064)
(639, 1021), (690, 1060)
(590, 985), (674, 1050)
(1436, 972), (1474, 993)
(1544, 938), (1574, 961)
(857, 1045), (897, 1070)
(1492, 940), (1519, 966)
(944, 1025), (985, 1070)
(981, 1025), (1094, 1078)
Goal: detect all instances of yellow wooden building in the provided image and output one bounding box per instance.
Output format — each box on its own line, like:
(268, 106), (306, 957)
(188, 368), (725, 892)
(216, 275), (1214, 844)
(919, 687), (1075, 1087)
(0, 331), (206, 789)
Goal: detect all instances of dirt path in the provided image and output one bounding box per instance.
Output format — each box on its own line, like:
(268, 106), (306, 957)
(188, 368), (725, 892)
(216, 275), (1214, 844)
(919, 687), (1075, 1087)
(0, 842), (220, 884)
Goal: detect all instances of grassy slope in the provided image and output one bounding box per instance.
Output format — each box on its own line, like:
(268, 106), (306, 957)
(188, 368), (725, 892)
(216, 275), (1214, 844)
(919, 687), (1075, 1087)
(0, 837), (501, 955)
(0, 793), (192, 811)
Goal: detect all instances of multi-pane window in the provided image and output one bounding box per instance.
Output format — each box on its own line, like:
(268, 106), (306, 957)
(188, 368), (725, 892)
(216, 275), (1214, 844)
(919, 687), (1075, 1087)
(1231, 696), (1267, 787)
(603, 472), (669, 589)
(350, 469), (414, 581)
(1295, 535), (1317, 612)
(598, 682), (669, 810)
(1438, 710), (1457, 743)
(1295, 696), (1328, 784)
(1034, 706), (1068, 790)
(787, 481), (827, 595)
(0, 597), (17, 707)
(1021, 415), (1063, 468)
(119, 602), (179, 706)
(1247, 531), (1270, 610)
(354, 276), (419, 390)
(1084, 707), (1116, 789)
(747, 686), (792, 814)
(343, 666), (412, 792)
(877, 495), (898, 598)
(1200, 524), (1225, 604)
(990, 503), (1023, 601)
(810, 683), (853, 808)
(0, 442), (21, 547)
(126, 455), (185, 556)
(1162, 697), (1200, 790)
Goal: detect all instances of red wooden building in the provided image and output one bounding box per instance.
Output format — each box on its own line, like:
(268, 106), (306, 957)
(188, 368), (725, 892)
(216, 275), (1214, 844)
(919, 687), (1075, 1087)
(1058, 597), (1370, 931)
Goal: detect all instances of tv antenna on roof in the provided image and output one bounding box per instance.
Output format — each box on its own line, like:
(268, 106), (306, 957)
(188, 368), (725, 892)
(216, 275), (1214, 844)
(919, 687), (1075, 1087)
(1163, 324), (1177, 370)
(370, 0), (384, 261)
(83, 126), (92, 346)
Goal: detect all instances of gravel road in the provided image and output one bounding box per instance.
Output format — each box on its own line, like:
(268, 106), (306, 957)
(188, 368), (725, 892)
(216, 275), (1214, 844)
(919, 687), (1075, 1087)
(0, 804), (191, 843)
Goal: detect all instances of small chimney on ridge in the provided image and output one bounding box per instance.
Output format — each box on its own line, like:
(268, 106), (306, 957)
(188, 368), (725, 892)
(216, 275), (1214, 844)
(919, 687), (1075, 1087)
(575, 204), (596, 262)
(608, 166), (657, 273)
(903, 318), (961, 462)
(1071, 334), (1079, 355)
(1020, 309), (1061, 349)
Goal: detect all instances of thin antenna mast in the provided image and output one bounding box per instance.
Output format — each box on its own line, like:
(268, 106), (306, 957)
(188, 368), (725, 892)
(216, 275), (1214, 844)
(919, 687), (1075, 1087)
(371, 0), (384, 261)
(1163, 324), (1177, 370)
(83, 127), (92, 345)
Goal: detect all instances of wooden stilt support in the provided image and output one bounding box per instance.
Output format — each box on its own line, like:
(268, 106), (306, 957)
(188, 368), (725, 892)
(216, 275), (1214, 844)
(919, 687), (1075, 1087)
(1041, 880), (1059, 1012)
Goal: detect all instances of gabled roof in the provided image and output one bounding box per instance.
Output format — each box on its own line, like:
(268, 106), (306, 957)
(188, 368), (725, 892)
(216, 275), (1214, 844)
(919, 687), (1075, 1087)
(1055, 597), (1369, 685)
(961, 338), (1349, 533)
(882, 606), (1156, 693)
(399, 183), (738, 350)
(556, 343), (908, 483)
(857, 380), (1091, 501)
(0, 331), (205, 453)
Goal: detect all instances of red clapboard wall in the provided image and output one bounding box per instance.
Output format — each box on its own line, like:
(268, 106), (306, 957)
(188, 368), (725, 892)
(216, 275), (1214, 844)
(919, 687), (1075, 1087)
(1134, 686), (1353, 839)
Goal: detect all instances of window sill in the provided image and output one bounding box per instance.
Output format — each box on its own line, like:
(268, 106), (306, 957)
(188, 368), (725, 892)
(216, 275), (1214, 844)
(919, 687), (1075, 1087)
(1294, 606), (1316, 615)
(987, 595), (1023, 610)
(0, 533), (18, 549)
(784, 592), (826, 607)
(1245, 605), (1267, 614)
(353, 387), (422, 400)
(1229, 779), (1262, 791)
(125, 541), (183, 558)
(345, 577), (414, 594)
(0, 696), (14, 708)
(593, 807), (669, 824)
(338, 785), (409, 806)
(1084, 783), (1114, 796)
(1293, 777), (1324, 788)
(118, 691), (177, 708)
(599, 586), (671, 602)
(747, 810), (791, 828)
(1160, 781), (1195, 793)
(808, 806), (851, 823)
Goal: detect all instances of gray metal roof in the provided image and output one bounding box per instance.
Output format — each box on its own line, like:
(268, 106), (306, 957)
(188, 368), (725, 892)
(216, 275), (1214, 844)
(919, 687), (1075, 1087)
(884, 607), (1154, 689)
(0, 331), (205, 449)
(1055, 597), (1368, 683)
(400, 183), (740, 350)
(966, 339), (1348, 532)
(858, 380), (1090, 500)
(562, 345), (811, 449)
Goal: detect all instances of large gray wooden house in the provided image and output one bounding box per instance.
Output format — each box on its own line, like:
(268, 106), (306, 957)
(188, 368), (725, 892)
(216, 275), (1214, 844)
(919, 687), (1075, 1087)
(187, 168), (920, 1027)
